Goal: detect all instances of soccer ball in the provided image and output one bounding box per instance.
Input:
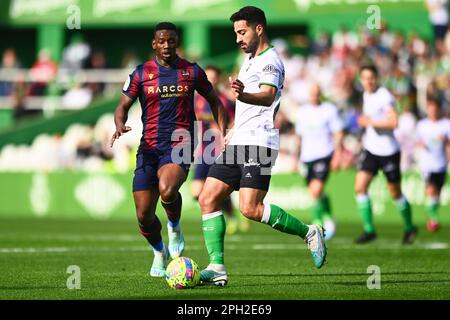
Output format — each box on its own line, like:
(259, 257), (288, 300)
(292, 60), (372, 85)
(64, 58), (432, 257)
(165, 257), (200, 289)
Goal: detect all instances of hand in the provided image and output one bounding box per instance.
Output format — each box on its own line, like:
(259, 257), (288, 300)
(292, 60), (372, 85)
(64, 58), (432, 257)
(110, 125), (132, 147)
(222, 127), (234, 151)
(229, 77), (244, 100)
(357, 115), (372, 128)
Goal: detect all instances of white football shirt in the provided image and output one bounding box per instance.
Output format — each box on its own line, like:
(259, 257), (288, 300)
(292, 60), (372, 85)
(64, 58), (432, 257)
(229, 46), (285, 150)
(416, 118), (450, 173)
(295, 102), (344, 162)
(362, 86), (400, 156)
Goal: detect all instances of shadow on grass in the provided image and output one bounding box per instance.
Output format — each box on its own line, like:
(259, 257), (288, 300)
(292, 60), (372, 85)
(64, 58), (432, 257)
(235, 271), (449, 277)
(0, 285), (64, 290)
(114, 293), (257, 300)
(332, 279), (450, 286)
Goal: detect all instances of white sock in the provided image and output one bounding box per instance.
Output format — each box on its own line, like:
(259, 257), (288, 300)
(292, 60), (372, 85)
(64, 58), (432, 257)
(356, 193), (369, 203)
(153, 243), (167, 255)
(395, 195), (408, 207)
(261, 203), (271, 224)
(168, 222), (181, 233)
(207, 263), (226, 273)
(202, 210), (224, 221)
(426, 196), (439, 206)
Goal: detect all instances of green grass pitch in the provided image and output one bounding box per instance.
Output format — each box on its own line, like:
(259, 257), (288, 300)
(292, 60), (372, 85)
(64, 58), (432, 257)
(0, 216), (449, 300)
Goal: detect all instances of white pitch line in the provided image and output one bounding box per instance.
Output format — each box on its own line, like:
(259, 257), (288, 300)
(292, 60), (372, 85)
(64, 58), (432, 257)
(423, 242), (449, 250)
(0, 234), (139, 242)
(0, 242), (448, 254)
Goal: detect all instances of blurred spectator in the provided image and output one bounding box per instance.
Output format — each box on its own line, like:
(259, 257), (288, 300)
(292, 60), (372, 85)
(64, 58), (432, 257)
(425, 0), (449, 44)
(445, 25), (450, 52)
(61, 33), (91, 71)
(379, 22), (396, 53)
(288, 65), (312, 106)
(331, 25), (359, 66)
(28, 48), (58, 96)
(384, 62), (412, 99)
(311, 30), (331, 56)
(11, 75), (27, 120)
(272, 38), (303, 87)
(121, 50), (140, 70)
(0, 48), (20, 96)
(87, 50), (108, 96)
(62, 82), (93, 109)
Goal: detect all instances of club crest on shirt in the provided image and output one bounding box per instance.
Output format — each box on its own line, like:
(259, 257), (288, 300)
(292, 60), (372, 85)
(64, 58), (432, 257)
(262, 64), (276, 74)
(181, 69), (190, 78)
(149, 73), (154, 80)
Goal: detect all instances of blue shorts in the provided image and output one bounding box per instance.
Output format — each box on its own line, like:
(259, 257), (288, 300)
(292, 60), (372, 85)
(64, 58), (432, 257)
(133, 149), (191, 192)
(193, 162), (211, 181)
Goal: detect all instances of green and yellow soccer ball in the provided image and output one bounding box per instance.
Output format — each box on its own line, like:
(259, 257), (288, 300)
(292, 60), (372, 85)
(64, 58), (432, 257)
(165, 257), (200, 289)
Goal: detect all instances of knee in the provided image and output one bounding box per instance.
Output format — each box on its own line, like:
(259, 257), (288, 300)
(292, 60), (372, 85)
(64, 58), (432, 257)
(309, 185), (322, 199)
(159, 183), (178, 203)
(135, 206), (155, 225)
(239, 202), (262, 221)
(198, 191), (217, 213)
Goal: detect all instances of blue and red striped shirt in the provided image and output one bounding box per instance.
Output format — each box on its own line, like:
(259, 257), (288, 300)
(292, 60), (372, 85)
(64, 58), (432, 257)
(122, 56), (213, 152)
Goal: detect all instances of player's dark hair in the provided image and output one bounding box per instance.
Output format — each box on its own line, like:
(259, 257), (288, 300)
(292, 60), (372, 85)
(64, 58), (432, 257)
(154, 22), (178, 37)
(205, 65), (222, 77)
(360, 64), (378, 77)
(230, 6), (267, 28)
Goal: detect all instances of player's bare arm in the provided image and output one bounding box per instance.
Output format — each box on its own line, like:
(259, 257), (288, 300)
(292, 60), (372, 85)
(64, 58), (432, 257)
(203, 89), (228, 137)
(229, 77), (277, 107)
(110, 94), (134, 147)
(358, 107), (398, 129)
(334, 131), (345, 151)
(446, 137), (450, 160)
(222, 114), (235, 146)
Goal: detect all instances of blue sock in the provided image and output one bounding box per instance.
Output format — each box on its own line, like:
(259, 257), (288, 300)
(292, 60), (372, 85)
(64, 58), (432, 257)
(152, 239), (164, 252)
(168, 219), (180, 228)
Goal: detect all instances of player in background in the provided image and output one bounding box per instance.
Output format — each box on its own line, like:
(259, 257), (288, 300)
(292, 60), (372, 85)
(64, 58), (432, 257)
(110, 22), (226, 277)
(192, 65), (249, 235)
(294, 83), (344, 241)
(197, 6), (327, 286)
(355, 65), (417, 245)
(415, 98), (450, 232)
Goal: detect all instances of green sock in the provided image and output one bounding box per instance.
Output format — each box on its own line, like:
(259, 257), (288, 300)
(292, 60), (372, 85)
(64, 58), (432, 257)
(396, 196), (414, 232)
(311, 198), (324, 225)
(321, 193), (332, 221)
(356, 195), (375, 233)
(202, 212), (226, 264)
(266, 204), (309, 238)
(426, 197), (439, 221)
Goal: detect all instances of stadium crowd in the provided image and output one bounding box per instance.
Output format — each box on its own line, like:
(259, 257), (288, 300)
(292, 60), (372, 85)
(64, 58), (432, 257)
(0, 23), (449, 173)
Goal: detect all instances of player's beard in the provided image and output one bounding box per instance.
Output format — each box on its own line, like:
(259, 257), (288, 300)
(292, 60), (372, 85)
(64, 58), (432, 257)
(240, 38), (258, 55)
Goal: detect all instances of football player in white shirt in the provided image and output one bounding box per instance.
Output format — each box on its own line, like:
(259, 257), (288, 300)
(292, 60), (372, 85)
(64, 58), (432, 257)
(416, 98), (450, 232)
(197, 6), (327, 286)
(355, 65), (417, 245)
(295, 83), (345, 241)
